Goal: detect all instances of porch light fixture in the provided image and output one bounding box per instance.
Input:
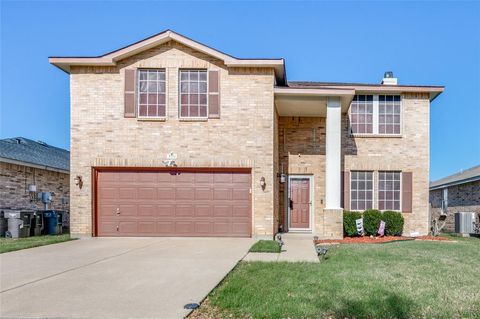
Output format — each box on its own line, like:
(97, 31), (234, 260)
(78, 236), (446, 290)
(260, 177), (266, 190)
(74, 175), (83, 189)
(162, 152), (177, 167)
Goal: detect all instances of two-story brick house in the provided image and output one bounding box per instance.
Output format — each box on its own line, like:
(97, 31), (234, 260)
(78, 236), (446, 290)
(49, 30), (443, 239)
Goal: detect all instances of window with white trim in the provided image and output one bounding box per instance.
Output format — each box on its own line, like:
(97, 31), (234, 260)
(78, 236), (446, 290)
(378, 171), (401, 211)
(350, 95), (374, 134)
(349, 94), (401, 135)
(179, 70), (208, 118)
(379, 95), (401, 134)
(350, 171), (374, 210)
(138, 69), (166, 118)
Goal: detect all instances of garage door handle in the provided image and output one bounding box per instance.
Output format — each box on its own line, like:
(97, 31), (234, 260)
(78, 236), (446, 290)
(116, 208), (120, 215)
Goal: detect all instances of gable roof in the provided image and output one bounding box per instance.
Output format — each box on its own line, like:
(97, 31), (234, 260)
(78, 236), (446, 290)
(49, 29), (286, 85)
(0, 137), (69, 173)
(430, 165), (480, 190)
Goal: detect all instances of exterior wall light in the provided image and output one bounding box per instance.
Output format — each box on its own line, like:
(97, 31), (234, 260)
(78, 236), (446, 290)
(74, 175), (83, 189)
(260, 177), (266, 190)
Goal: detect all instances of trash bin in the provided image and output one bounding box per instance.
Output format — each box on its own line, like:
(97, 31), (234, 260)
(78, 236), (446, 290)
(0, 211), (8, 237)
(5, 211), (32, 238)
(43, 211), (60, 235)
(30, 211), (44, 236)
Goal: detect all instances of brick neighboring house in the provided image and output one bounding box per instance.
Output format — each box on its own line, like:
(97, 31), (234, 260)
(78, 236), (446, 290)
(0, 137), (70, 212)
(430, 165), (480, 232)
(49, 30), (444, 239)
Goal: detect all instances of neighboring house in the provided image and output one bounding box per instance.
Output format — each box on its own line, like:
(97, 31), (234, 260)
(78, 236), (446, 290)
(0, 137), (70, 212)
(430, 165), (480, 232)
(49, 30), (444, 239)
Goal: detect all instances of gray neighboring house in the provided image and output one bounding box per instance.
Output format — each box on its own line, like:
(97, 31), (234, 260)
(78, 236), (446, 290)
(0, 137), (70, 212)
(430, 165), (480, 232)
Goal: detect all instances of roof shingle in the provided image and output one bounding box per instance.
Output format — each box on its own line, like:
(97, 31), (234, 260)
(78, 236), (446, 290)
(0, 137), (69, 172)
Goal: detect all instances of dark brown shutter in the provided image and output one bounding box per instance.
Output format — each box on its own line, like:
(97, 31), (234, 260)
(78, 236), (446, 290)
(208, 70), (220, 118)
(343, 171), (350, 210)
(402, 172), (413, 213)
(124, 69), (136, 118)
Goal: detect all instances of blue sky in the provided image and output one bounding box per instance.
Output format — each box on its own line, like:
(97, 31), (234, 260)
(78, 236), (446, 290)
(1, 1), (479, 181)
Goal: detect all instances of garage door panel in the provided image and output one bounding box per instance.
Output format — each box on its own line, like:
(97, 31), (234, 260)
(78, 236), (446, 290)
(176, 172), (195, 183)
(214, 173), (233, 183)
(157, 188), (175, 199)
(118, 172), (138, 182)
(233, 188), (250, 200)
(98, 187), (118, 200)
(138, 222), (155, 233)
(214, 221), (231, 234)
(195, 222), (213, 234)
(233, 205), (250, 217)
(176, 187), (195, 200)
(232, 222), (250, 234)
(195, 173), (214, 183)
(119, 205), (137, 216)
(214, 189), (232, 200)
(157, 221), (175, 234)
(195, 188), (213, 200)
(138, 188), (156, 200)
(175, 221), (194, 234)
(96, 170), (251, 237)
(176, 205), (194, 217)
(233, 173), (250, 183)
(195, 205), (213, 217)
(118, 221), (137, 234)
(118, 188), (137, 199)
(214, 205), (232, 217)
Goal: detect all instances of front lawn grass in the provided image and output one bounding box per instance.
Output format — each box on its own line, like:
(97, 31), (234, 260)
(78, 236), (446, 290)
(194, 237), (480, 319)
(0, 234), (73, 253)
(249, 240), (281, 253)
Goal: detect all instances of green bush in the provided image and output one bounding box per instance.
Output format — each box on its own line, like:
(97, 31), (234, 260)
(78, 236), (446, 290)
(382, 211), (404, 236)
(363, 209), (382, 236)
(343, 211), (363, 237)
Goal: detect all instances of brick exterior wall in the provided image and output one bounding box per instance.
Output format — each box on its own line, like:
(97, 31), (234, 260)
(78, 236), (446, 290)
(69, 41), (275, 238)
(0, 162), (69, 211)
(343, 93), (431, 235)
(430, 180), (480, 232)
(276, 93), (431, 237)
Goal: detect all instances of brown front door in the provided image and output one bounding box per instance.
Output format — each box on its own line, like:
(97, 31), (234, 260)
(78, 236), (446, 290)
(95, 169), (252, 237)
(289, 178), (310, 229)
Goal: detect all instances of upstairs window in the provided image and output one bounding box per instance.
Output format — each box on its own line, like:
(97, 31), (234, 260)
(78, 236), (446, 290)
(350, 171), (374, 211)
(349, 95), (401, 135)
(179, 70), (208, 118)
(350, 95), (373, 134)
(138, 69), (166, 118)
(379, 95), (401, 134)
(378, 171), (401, 211)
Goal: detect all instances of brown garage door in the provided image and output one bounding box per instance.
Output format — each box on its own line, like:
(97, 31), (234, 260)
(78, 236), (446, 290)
(95, 169), (251, 237)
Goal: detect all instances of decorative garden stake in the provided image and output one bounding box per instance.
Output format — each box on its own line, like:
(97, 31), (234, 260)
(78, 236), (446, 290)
(378, 220), (385, 237)
(356, 218), (364, 236)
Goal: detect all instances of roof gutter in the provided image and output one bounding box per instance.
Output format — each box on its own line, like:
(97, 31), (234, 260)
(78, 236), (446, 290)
(0, 157), (69, 174)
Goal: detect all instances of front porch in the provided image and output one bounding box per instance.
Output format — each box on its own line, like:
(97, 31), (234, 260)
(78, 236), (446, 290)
(274, 87), (354, 239)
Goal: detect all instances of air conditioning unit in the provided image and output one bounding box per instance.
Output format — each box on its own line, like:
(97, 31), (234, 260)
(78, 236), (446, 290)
(454, 212), (476, 234)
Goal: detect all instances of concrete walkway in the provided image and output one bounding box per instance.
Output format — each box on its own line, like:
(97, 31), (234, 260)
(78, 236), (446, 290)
(0, 237), (253, 319)
(243, 234), (318, 262)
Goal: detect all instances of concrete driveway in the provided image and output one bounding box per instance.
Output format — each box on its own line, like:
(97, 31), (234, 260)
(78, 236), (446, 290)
(0, 237), (253, 319)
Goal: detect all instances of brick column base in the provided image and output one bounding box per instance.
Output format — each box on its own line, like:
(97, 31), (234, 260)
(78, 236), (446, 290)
(323, 208), (344, 239)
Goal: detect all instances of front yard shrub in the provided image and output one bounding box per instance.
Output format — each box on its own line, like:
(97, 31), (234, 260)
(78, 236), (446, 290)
(382, 211), (405, 236)
(343, 211), (363, 236)
(363, 209), (382, 236)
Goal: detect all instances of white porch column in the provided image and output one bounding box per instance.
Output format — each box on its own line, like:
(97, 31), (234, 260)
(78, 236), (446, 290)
(325, 97), (342, 209)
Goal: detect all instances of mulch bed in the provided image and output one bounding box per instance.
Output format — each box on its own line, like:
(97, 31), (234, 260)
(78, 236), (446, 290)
(315, 235), (452, 245)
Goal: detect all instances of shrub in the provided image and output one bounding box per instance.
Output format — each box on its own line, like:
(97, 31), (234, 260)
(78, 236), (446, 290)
(363, 209), (382, 236)
(382, 211), (404, 236)
(343, 211), (363, 237)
